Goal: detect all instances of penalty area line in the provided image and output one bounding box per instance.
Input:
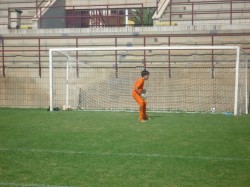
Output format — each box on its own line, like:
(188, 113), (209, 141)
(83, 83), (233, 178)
(0, 182), (76, 187)
(0, 148), (250, 162)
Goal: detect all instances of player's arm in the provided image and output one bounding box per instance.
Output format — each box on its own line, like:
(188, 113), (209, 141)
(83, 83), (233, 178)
(134, 79), (143, 95)
(135, 87), (141, 95)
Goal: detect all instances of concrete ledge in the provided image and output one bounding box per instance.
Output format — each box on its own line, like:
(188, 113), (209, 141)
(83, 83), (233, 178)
(1, 23), (250, 37)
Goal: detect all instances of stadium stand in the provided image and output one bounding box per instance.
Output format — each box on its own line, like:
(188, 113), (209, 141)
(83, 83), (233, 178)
(0, 0), (249, 110)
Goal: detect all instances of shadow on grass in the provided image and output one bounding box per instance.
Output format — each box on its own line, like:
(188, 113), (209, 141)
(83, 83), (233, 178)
(148, 115), (163, 119)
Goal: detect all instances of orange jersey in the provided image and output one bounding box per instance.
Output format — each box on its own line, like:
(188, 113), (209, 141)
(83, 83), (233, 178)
(132, 77), (144, 95)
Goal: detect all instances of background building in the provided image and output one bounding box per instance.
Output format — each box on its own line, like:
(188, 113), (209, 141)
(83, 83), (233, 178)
(0, 0), (249, 110)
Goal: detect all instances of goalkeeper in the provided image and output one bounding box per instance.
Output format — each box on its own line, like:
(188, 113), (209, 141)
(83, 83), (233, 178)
(132, 70), (150, 123)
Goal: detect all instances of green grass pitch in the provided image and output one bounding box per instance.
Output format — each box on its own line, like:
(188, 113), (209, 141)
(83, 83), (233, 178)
(0, 109), (250, 187)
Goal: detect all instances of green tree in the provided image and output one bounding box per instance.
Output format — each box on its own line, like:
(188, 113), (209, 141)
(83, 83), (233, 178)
(132, 8), (155, 26)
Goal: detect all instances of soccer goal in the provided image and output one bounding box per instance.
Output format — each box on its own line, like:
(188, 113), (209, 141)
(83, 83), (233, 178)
(49, 46), (249, 115)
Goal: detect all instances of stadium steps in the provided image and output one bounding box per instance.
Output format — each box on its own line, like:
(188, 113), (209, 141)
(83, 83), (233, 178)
(157, 1), (250, 26)
(2, 31), (250, 68)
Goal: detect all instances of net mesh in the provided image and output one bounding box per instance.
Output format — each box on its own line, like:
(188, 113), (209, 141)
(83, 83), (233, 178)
(51, 47), (248, 114)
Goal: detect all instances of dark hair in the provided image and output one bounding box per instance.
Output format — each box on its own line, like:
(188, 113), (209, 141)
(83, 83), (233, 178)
(141, 70), (150, 77)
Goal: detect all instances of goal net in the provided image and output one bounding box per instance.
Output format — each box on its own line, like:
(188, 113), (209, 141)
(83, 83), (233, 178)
(49, 46), (248, 115)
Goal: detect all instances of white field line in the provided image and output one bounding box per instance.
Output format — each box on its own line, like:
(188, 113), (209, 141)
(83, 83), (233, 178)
(0, 182), (76, 187)
(0, 148), (250, 162)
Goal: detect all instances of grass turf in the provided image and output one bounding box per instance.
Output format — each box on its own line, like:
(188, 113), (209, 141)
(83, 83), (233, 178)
(0, 109), (250, 187)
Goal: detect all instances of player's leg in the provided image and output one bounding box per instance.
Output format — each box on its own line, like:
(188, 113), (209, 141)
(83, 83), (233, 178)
(142, 100), (147, 119)
(133, 94), (146, 122)
(139, 101), (146, 121)
(143, 103), (148, 120)
(141, 101), (151, 120)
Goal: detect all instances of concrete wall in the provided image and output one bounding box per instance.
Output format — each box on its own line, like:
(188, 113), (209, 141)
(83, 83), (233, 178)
(0, 65), (248, 114)
(0, 67), (49, 108)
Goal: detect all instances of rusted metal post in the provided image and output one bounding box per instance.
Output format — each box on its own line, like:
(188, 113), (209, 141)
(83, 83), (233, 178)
(76, 37), (79, 78)
(115, 37), (118, 78)
(36, 0), (38, 17)
(192, 2), (194, 25)
(38, 38), (41, 77)
(230, 0), (233, 25)
(211, 35), (215, 79)
(73, 6), (75, 28)
(2, 39), (5, 77)
(8, 8), (10, 29)
(170, 0), (172, 25)
(168, 36), (171, 78)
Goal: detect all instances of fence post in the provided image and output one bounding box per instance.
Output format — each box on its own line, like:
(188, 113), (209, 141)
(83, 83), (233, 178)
(2, 39), (5, 77)
(38, 38), (41, 77)
(36, 0), (38, 17)
(192, 2), (194, 25)
(76, 38), (79, 78)
(230, 1), (233, 25)
(115, 37), (118, 78)
(169, 0), (172, 25)
(8, 8), (10, 29)
(211, 35), (214, 79)
(168, 36), (171, 78)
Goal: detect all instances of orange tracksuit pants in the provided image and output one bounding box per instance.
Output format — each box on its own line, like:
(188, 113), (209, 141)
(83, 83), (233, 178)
(132, 91), (146, 121)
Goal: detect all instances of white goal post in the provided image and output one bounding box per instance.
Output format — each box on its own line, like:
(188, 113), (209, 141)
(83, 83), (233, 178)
(49, 46), (248, 115)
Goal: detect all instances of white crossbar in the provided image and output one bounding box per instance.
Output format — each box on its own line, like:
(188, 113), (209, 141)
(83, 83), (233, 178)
(50, 46), (240, 52)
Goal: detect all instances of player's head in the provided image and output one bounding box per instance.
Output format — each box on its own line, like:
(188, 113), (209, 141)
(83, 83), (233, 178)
(141, 70), (150, 80)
